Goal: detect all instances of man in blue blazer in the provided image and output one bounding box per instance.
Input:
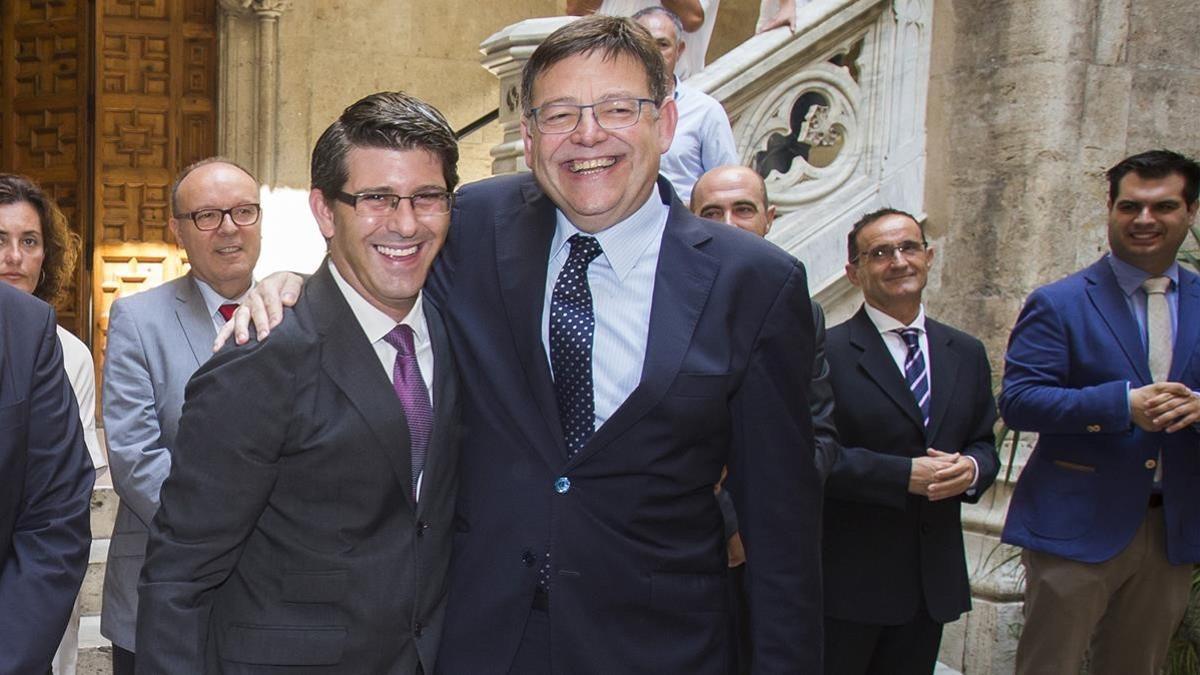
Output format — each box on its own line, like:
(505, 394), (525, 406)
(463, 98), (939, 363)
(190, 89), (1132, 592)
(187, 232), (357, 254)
(229, 17), (822, 674)
(0, 281), (93, 673)
(1001, 149), (1200, 675)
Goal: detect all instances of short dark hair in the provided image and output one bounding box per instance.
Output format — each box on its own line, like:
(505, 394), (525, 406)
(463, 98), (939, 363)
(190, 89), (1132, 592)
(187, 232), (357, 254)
(0, 173), (79, 306)
(311, 91), (459, 199)
(520, 15), (670, 116)
(1106, 150), (1200, 207)
(847, 207), (923, 262)
(631, 6), (685, 45)
(170, 157), (259, 214)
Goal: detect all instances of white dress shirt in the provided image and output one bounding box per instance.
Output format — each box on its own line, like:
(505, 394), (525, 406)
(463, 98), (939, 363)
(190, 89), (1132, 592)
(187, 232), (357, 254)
(193, 277), (257, 333)
(329, 260), (435, 499)
(541, 184), (669, 431)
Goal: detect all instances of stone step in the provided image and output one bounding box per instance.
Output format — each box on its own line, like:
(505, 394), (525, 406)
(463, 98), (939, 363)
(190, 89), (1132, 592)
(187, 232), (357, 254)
(79, 615), (112, 675)
(81, 537), (109, 617)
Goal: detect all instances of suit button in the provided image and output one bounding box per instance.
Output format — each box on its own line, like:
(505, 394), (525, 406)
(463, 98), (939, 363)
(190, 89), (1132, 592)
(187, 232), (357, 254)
(1086, 424), (1101, 433)
(414, 622), (423, 638)
(416, 520), (428, 537)
(522, 550), (536, 567)
(554, 477), (571, 493)
(1146, 459), (1158, 470)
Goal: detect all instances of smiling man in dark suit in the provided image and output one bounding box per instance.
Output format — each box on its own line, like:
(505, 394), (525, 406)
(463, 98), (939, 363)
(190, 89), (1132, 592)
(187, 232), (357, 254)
(136, 92), (461, 674)
(822, 208), (999, 675)
(226, 16), (822, 674)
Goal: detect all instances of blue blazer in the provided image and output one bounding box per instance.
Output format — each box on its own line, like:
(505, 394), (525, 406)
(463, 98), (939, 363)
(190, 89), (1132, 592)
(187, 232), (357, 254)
(431, 174), (823, 674)
(0, 283), (93, 673)
(1000, 257), (1200, 564)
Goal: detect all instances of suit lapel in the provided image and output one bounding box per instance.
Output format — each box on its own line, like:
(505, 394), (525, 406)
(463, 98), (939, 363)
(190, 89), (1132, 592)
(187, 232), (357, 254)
(571, 196), (719, 466)
(1084, 260), (1152, 384)
(1171, 271), (1200, 381)
(494, 180), (570, 468)
(925, 319), (959, 444)
(848, 307), (925, 431)
(175, 275), (218, 368)
(418, 298), (457, 515)
(309, 263), (415, 508)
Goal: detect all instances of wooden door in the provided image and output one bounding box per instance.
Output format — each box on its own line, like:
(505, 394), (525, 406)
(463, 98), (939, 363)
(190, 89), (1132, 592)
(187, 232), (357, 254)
(0, 0), (91, 337)
(92, 0), (217, 369)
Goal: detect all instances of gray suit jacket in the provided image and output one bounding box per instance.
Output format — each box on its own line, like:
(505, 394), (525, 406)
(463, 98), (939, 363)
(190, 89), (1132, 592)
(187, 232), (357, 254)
(100, 273), (216, 650)
(136, 263), (460, 673)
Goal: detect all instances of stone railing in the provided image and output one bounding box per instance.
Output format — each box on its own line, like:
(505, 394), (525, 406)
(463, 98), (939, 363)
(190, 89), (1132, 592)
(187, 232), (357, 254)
(480, 0), (933, 323)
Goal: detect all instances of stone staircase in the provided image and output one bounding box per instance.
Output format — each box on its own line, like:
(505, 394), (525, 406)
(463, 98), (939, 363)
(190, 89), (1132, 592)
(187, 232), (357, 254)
(78, 473), (116, 675)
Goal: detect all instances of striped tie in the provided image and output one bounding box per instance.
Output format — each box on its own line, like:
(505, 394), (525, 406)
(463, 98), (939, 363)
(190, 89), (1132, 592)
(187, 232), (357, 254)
(896, 328), (930, 428)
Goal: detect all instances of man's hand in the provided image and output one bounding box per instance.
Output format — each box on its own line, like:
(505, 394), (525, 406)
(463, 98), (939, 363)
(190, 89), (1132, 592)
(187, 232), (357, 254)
(727, 532), (746, 568)
(757, 0), (796, 33)
(1131, 382), (1200, 433)
(908, 453), (953, 496)
(212, 271), (304, 351)
(925, 449), (976, 501)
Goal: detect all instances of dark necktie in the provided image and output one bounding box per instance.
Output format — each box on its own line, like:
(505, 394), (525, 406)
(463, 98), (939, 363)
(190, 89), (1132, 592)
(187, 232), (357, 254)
(550, 234), (603, 456)
(383, 324), (432, 498)
(895, 328), (930, 428)
(218, 303), (238, 322)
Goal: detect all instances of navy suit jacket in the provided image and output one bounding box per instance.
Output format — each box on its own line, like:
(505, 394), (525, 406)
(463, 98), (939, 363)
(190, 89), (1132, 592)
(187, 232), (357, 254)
(0, 283), (93, 673)
(823, 307), (998, 625)
(1001, 257), (1200, 564)
(431, 174), (822, 674)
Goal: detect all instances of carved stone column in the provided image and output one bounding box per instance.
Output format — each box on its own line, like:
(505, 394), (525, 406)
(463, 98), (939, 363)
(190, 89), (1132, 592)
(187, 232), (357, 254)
(479, 17), (576, 175)
(216, 0), (291, 183)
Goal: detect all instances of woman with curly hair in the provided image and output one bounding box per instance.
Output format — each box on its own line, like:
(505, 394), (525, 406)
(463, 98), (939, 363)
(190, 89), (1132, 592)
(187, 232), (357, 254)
(0, 173), (105, 675)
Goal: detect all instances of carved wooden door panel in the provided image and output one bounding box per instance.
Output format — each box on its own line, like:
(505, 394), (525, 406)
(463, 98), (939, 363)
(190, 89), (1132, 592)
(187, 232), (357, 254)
(92, 0), (217, 370)
(0, 0), (91, 337)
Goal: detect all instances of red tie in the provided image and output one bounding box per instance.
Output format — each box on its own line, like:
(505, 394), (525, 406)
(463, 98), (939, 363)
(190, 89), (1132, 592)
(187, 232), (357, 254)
(218, 303), (239, 322)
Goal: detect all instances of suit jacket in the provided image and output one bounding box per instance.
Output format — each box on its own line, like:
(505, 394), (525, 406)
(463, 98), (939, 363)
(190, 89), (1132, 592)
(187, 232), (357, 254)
(432, 174), (822, 674)
(0, 283), (93, 673)
(101, 272), (217, 650)
(1001, 257), (1200, 564)
(136, 262), (460, 673)
(823, 306), (999, 625)
(810, 302), (840, 480)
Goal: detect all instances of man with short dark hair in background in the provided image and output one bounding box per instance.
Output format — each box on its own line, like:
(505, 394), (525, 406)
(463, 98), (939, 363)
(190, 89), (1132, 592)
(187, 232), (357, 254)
(822, 207), (999, 675)
(633, 5), (737, 203)
(101, 157), (262, 675)
(1001, 150), (1200, 675)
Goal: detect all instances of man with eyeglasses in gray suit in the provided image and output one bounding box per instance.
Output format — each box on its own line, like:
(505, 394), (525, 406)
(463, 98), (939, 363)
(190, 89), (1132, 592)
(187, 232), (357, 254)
(100, 157), (262, 675)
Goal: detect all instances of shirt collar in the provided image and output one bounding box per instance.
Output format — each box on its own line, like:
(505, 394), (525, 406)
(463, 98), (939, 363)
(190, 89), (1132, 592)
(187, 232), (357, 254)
(863, 302), (927, 335)
(327, 259), (428, 346)
(672, 76), (683, 101)
(192, 275), (255, 318)
(1107, 253), (1179, 298)
(551, 182), (669, 283)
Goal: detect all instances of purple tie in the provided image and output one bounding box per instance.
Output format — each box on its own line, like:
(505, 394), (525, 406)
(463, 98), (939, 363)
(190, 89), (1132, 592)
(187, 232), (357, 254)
(383, 324), (432, 498)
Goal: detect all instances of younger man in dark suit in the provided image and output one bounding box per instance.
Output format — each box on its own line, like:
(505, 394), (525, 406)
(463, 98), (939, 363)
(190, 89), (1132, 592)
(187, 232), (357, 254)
(822, 208), (999, 675)
(137, 92), (461, 673)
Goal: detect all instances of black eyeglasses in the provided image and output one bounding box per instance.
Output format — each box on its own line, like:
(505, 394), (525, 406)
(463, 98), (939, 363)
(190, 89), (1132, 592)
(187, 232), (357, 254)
(175, 204), (261, 231)
(528, 97), (658, 134)
(850, 240), (928, 265)
(334, 190), (453, 218)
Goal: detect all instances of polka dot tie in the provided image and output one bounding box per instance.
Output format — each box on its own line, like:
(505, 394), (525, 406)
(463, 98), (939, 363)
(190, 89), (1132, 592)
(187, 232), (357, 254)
(541, 234), (602, 593)
(383, 324), (432, 499)
(550, 234), (603, 456)
(895, 328), (930, 428)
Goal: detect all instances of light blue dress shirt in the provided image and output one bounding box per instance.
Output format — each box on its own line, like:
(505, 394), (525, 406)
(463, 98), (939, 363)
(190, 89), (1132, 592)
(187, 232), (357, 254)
(1107, 253), (1180, 350)
(542, 185), (669, 430)
(660, 79), (739, 204)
